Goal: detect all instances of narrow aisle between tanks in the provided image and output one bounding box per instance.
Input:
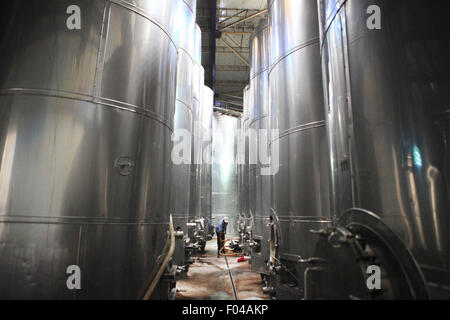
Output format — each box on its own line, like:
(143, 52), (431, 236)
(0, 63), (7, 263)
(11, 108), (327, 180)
(176, 240), (270, 300)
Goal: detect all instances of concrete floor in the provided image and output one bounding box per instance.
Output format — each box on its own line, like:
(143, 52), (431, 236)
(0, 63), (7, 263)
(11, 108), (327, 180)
(176, 239), (270, 300)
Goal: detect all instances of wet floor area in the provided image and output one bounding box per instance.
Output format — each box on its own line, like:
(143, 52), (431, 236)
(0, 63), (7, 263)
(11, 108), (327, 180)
(175, 239), (270, 300)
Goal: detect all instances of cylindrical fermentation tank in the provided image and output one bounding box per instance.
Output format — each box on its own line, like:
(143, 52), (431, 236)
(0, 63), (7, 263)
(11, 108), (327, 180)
(248, 18), (272, 275)
(239, 85), (252, 253)
(0, 0), (181, 299)
(241, 85), (250, 221)
(317, 0), (450, 299)
(212, 113), (240, 236)
(267, 0), (331, 299)
(201, 86), (214, 223)
(189, 24), (204, 220)
(171, 0), (196, 238)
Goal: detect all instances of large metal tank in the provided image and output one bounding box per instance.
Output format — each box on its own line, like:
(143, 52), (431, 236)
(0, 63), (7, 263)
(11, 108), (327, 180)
(248, 18), (272, 275)
(267, 0), (331, 299)
(241, 85), (251, 221)
(189, 24), (204, 220)
(238, 85), (252, 255)
(212, 113), (240, 236)
(316, 0), (450, 299)
(0, 0), (181, 299)
(171, 0), (196, 238)
(201, 86), (214, 222)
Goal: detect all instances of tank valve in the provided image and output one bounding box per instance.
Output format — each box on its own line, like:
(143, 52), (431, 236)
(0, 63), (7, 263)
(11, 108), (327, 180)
(270, 265), (282, 273)
(237, 256), (251, 263)
(175, 231), (184, 238)
(309, 228), (331, 236)
(262, 286), (275, 295)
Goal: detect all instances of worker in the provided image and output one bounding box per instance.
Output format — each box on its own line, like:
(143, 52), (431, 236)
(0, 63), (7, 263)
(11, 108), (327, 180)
(215, 217), (229, 257)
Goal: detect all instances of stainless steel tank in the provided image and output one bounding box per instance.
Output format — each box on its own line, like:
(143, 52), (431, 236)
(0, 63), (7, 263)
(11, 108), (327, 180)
(239, 85), (252, 254)
(267, 0), (331, 299)
(171, 0), (196, 238)
(241, 85), (250, 221)
(248, 18), (272, 275)
(0, 0), (181, 299)
(201, 86), (214, 222)
(189, 24), (204, 220)
(316, 0), (450, 299)
(212, 113), (240, 237)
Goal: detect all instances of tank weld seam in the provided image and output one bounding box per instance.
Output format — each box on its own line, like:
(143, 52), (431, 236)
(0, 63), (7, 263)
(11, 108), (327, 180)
(170, 214), (191, 218)
(178, 47), (195, 64)
(249, 22), (269, 44)
(93, 1), (110, 99)
(347, 30), (372, 46)
(420, 264), (450, 274)
(248, 114), (269, 128)
(320, 0), (348, 52)
(182, 0), (196, 16)
(0, 214), (168, 221)
(0, 216), (169, 225)
(250, 66), (269, 81)
(108, 0), (177, 49)
(270, 120), (325, 144)
(428, 282), (450, 292)
(176, 98), (194, 112)
(0, 88), (174, 132)
(95, 97), (174, 131)
(0, 221), (169, 226)
(277, 215), (332, 219)
(278, 218), (332, 223)
(194, 60), (203, 68)
(269, 37), (320, 75)
(251, 216), (274, 220)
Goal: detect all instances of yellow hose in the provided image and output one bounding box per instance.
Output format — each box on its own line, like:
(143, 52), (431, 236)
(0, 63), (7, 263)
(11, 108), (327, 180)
(142, 215), (175, 300)
(219, 238), (243, 257)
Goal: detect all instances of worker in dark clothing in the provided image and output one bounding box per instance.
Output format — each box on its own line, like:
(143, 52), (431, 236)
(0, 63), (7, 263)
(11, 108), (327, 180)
(215, 217), (229, 257)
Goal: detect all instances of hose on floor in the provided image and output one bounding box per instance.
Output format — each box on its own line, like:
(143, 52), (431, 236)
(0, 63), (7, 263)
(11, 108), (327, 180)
(219, 238), (243, 257)
(142, 214), (175, 300)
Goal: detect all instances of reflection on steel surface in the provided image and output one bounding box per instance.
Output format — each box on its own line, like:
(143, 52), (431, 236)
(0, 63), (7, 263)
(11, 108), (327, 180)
(0, 0), (181, 299)
(319, 0), (450, 298)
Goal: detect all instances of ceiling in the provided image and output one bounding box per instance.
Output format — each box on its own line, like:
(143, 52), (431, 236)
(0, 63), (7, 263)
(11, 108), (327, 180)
(196, 0), (268, 112)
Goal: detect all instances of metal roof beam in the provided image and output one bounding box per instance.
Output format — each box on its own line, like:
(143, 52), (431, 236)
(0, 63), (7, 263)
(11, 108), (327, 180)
(218, 9), (267, 31)
(219, 37), (250, 66)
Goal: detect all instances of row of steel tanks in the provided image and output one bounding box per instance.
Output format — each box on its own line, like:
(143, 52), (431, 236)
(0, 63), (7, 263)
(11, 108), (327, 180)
(247, 19), (273, 278)
(240, 0), (450, 299)
(187, 24), (214, 254)
(171, 3), (214, 272)
(171, 0), (197, 272)
(238, 85), (252, 255)
(0, 0), (213, 299)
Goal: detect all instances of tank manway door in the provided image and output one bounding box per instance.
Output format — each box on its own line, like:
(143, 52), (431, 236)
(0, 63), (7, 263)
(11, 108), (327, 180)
(310, 210), (430, 300)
